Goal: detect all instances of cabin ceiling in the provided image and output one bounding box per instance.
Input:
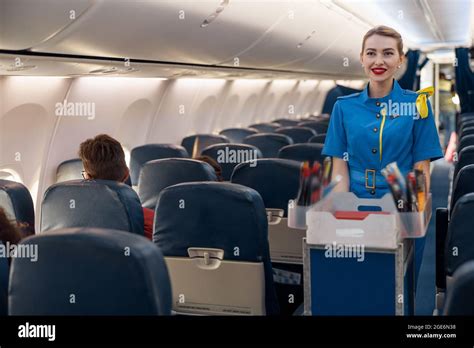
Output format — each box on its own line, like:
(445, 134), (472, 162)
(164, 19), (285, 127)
(0, 0), (472, 78)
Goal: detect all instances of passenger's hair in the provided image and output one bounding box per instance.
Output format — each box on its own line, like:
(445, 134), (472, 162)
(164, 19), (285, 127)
(361, 25), (403, 56)
(78, 134), (128, 181)
(0, 208), (22, 245)
(195, 155), (224, 181)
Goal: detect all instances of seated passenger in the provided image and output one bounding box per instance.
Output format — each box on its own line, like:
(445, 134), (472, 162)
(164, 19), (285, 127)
(78, 134), (154, 240)
(195, 155), (224, 182)
(0, 207), (23, 263)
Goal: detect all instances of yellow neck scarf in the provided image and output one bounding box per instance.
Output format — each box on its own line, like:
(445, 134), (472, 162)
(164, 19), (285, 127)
(415, 86), (434, 119)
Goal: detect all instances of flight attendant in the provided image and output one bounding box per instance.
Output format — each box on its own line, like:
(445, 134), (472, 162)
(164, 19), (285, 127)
(322, 25), (443, 285)
(323, 25), (443, 199)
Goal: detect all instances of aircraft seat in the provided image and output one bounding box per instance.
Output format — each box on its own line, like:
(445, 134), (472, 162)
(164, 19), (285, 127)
(231, 158), (304, 315)
(297, 121), (328, 134)
(138, 158), (217, 209)
(181, 134), (230, 158)
(219, 128), (258, 143)
(275, 126), (316, 143)
(243, 133), (293, 158)
(274, 119), (301, 127)
(308, 133), (327, 144)
(57, 158), (132, 186)
(0, 179), (35, 236)
(460, 126), (474, 138)
(8, 227), (171, 315)
(278, 143), (325, 163)
(443, 260), (474, 315)
(453, 145), (474, 185)
(41, 180), (144, 235)
(201, 143), (263, 181)
(153, 181), (278, 315)
(458, 134), (474, 153)
(130, 144), (189, 186)
(445, 193), (474, 279)
(248, 122), (281, 133)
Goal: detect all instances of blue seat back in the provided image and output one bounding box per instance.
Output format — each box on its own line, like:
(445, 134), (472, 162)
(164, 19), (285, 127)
(57, 158), (132, 186)
(275, 127), (316, 143)
(248, 123), (281, 133)
(56, 158), (84, 182)
(138, 158), (217, 209)
(201, 143), (263, 181)
(446, 193), (474, 276)
(278, 143), (325, 163)
(153, 182), (278, 315)
(297, 121), (328, 134)
(459, 135), (474, 153)
(451, 164), (474, 212)
(130, 144), (189, 186)
(453, 145), (474, 184)
(0, 179), (35, 235)
(8, 228), (171, 315)
(41, 180), (144, 235)
(274, 119), (301, 127)
(444, 260), (474, 315)
(308, 133), (327, 144)
(181, 134), (229, 157)
(219, 128), (258, 143)
(243, 133), (293, 158)
(231, 158), (300, 215)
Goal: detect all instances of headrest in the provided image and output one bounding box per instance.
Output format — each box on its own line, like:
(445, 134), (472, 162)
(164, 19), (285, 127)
(153, 181), (278, 315)
(461, 126), (474, 137)
(248, 123), (281, 133)
(231, 158), (300, 215)
(278, 143), (325, 163)
(459, 135), (474, 152)
(56, 158), (83, 183)
(274, 119), (301, 127)
(138, 158), (217, 209)
(219, 128), (258, 143)
(446, 193), (474, 275)
(57, 158), (132, 186)
(8, 228), (171, 315)
(181, 134), (230, 157)
(0, 179), (35, 235)
(0, 242), (8, 316)
(201, 143), (263, 181)
(275, 126), (316, 144)
(130, 144), (189, 186)
(443, 260), (474, 315)
(243, 133), (293, 158)
(297, 121), (328, 134)
(308, 134), (327, 144)
(453, 145), (474, 183)
(451, 164), (474, 211)
(41, 180), (144, 235)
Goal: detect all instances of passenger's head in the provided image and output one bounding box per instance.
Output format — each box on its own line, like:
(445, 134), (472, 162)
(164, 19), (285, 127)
(0, 207), (22, 246)
(195, 155), (224, 181)
(360, 25), (404, 83)
(78, 134), (129, 182)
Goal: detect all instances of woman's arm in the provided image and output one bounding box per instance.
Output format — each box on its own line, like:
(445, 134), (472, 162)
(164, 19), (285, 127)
(414, 160), (431, 192)
(332, 157), (349, 192)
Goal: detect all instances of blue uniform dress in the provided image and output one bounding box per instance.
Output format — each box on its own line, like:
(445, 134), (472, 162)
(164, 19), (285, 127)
(323, 79), (443, 198)
(322, 79), (443, 288)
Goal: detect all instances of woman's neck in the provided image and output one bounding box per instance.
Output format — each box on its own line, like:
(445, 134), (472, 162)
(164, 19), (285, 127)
(368, 79), (393, 98)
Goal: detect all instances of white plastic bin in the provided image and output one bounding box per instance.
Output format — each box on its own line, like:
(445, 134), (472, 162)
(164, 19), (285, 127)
(305, 192), (432, 250)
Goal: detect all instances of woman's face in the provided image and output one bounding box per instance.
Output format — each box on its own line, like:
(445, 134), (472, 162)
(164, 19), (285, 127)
(360, 34), (404, 83)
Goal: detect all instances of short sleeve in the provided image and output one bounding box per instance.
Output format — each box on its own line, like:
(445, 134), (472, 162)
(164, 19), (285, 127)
(322, 100), (347, 159)
(413, 99), (443, 163)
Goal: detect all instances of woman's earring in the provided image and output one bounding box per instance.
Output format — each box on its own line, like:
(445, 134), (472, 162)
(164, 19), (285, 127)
(397, 65), (401, 68)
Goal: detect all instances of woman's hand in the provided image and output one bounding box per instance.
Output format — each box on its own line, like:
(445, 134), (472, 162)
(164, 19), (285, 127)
(332, 157), (349, 192)
(414, 160), (431, 192)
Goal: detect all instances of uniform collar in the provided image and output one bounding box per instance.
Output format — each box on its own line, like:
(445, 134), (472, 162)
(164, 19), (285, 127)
(361, 79), (403, 104)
